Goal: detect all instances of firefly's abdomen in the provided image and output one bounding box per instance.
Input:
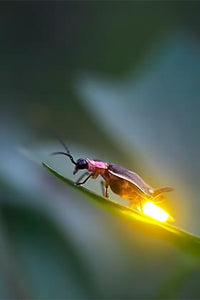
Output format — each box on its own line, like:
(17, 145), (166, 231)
(109, 175), (147, 200)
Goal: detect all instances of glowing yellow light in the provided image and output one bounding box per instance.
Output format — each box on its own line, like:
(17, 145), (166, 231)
(142, 201), (169, 222)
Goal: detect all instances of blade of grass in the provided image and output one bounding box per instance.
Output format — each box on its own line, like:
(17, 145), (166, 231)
(42, 162), (200, 257)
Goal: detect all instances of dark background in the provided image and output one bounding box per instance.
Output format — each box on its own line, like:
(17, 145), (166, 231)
(1, 2), (200, 299)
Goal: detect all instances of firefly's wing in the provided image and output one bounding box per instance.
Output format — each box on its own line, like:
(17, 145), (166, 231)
(108, 164), (151, 195)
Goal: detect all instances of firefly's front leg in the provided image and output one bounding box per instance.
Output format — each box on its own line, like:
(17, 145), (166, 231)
(76, 173), (93, 186)
(101, 181), (109, 198)
(76, 171), (89, 185)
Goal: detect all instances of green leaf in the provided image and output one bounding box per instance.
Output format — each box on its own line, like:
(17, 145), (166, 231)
(42, 162), (200, 257)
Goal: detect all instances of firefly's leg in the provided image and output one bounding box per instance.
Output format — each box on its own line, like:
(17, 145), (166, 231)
(129, 202), (138, 211)
(105, 183), (109, 198)
(100, 181), (104, 196)
(139, 200), (143, 213)
(76, 173), (93, 186)
(101, 181), (109, 198)
(129, 198), (143, 213)
(76, 172), (89, 185)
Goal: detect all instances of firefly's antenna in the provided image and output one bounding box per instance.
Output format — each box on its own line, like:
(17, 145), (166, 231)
(52, 137), (77, 165)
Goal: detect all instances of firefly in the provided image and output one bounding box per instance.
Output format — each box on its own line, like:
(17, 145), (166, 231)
(52, 139), (173, 213)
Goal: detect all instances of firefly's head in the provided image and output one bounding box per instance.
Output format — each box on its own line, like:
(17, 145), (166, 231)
(73, 158), (88, 175)
(52, 138), (88, 175)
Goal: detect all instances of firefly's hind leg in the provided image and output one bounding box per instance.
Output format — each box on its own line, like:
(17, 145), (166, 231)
(129, 202), (135, 210)
(101, 180), (109, 198)
(129, 198), (143, 213)
(139, 200), (143, 213)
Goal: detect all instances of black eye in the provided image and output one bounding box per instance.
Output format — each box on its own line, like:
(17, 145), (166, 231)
(77, 159), (88, 169)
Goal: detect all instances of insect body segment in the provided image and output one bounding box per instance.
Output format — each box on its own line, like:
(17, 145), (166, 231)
(87, 160), (108, 173)
(52, 141), (173, 212)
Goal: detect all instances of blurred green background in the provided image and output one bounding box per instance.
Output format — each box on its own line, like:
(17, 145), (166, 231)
(1, 2), (200, 299)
